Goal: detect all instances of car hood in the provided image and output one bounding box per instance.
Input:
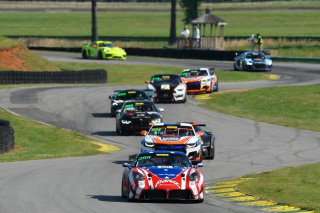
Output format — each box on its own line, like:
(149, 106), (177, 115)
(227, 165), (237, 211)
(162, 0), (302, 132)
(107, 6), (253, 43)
(146, 166), (186, 179)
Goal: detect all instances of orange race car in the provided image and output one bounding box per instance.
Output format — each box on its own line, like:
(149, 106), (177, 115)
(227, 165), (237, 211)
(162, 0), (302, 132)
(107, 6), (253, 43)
(180, 68), (218, 94)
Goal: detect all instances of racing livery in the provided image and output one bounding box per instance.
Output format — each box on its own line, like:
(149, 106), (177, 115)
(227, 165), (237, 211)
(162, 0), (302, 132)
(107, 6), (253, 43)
(186, 123), (215, 160)
(180, 68), (218, 94)
(116, 100), (163, 135)
(146, 74), (187, 103)
(140, 123), (203, 163)
(109, 89), (153, 116)
(234, 51), (272, 71)
(121, 151), (204, 202)
(82, 41), (126, 60)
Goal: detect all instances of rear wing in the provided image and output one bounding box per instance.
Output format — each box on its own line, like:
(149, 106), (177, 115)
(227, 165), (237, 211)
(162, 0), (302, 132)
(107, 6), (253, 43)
(179, 122), (206, 127)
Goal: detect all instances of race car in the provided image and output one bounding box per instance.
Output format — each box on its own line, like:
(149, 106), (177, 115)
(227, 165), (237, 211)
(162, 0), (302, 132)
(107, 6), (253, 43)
(109, 89), (154, 117)
(180, 68), (218, 94)
(115, 100), (163, 135)
(140, 123), (203, 163)
(145, 74), (187, 103)
(184, 123), (215, 160)
(82, 41), (126, 60)
(233, 51), (272, 71)
(121, 151), (204, 202)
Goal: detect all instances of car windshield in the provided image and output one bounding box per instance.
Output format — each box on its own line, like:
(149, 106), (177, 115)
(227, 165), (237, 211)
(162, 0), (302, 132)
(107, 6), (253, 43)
(149, 126), (195, 136)
(151, 75), (181, 84)
(123, 102), (156, 113)
(181, 70), (206, 77)
(115, 91), (148, 101)
(99, 43), (114, 48)
(246, 53), (265, 60)
(135, 153), (191, 168)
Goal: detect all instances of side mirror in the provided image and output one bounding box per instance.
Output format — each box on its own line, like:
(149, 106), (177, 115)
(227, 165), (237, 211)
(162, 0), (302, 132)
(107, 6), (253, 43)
(158, 108), (164, 112)
(109, 95), (112, 100)
(122, 163), (129, 168)
(140, 130), (147, 136)
(195, 163), (204, 168)
(197, 131), (204, 136)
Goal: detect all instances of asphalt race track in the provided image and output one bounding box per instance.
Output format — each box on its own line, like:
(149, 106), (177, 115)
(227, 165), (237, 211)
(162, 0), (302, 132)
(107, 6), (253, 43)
(0, 52), (319, 213)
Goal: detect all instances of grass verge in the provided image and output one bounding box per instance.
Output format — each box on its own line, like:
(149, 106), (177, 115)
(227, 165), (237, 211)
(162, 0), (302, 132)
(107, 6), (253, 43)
(237, 163), (320, 213)
(56, 61), (274, 85)
(198, 86), (320, 132)
(0, 108), (119, 162)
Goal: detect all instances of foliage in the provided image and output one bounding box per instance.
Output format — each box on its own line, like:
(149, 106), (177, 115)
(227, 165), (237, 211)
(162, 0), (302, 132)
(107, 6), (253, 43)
(180, 0), (203, 24)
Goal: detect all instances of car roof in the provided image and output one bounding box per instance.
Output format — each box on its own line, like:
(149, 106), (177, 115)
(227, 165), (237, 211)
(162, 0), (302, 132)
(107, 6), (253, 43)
(114, 89), (146, 93)
(182, 68), (210, 72)
(244, 51), (264, 55)
(95, 41), (113, 44)
(151, 74), (180, 78)
(123, 100), (153, 104)
(152, 122), (193, 127)
(138, 150), (188, 156)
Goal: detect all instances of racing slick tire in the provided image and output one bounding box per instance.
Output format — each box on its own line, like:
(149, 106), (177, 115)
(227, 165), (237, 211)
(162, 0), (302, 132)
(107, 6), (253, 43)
(82, 50), (88, 59)
(233, 63), (238, 71)
(121, 180), (128, 198)
(207, 146), (215, 160)
(98, 51), (103, 60)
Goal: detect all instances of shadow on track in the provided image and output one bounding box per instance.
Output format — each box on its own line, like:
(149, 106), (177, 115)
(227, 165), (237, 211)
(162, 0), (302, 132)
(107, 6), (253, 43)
(88, 195), (126, 202)
(91, 131), (118, 136)
(92, 113), (112, 118)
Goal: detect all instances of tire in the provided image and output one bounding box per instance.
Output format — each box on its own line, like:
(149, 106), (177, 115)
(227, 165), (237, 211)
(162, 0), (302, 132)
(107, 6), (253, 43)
(121, 179), (128, 198)
(98, 51), (103, 60)
(0, 120), (10, 127)
(82, 50), (88, 59)
(233, 63), (238, 71)
(207, 146), (215, 160)
(214, 82), (219, 92)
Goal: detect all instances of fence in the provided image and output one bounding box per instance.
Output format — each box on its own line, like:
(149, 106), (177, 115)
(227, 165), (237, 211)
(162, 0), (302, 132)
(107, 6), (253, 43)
(0, 70), (107, 84)
(0, 120), (14, 154)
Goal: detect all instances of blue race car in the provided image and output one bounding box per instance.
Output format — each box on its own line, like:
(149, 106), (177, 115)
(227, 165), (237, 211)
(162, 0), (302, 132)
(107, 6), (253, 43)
(233, 51), (272, 72)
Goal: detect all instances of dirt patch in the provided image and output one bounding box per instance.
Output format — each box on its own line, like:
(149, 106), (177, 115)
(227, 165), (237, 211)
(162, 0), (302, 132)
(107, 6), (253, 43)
(0, 46), (30, 71)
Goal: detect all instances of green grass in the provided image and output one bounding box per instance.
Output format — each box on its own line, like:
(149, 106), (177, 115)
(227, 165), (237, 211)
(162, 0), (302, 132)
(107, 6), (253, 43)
(1, 10), (319, 38)
(0, 108), (119, 162)
(238, 163), (320, 213)
(56, 61), (273, 85)
(198, 86), (320, 131)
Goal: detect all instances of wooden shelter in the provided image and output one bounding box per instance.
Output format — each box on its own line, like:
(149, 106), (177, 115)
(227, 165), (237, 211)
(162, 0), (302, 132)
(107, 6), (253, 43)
(178, 8), (227, 49)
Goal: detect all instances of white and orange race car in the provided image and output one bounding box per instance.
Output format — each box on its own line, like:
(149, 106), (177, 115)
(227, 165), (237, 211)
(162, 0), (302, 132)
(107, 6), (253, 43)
(180, 68), (218, 93)
(121, 151), (204, 202)
(140, 123), (203, 163)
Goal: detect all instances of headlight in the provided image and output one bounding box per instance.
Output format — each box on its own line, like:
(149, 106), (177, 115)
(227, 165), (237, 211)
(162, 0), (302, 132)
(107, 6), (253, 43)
(245, 60), (253, 65)
(175, 85), (185, 92)
(121, 120), (131, 124)
(144, 141), (155, 148)
(186, 142), (197, 148)
(133, 172), (145, 181)
(189, 172), (200, 181)
(266, 60), (272, 65)
(112, 102), (118, 106)
(151, 118), (161, 124)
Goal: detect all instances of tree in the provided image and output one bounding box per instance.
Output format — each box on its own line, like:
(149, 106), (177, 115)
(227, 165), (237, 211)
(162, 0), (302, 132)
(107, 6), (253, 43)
(180, 0), (202, 25)
(91, 0), (98, 41)
(168, 0), (177, 45)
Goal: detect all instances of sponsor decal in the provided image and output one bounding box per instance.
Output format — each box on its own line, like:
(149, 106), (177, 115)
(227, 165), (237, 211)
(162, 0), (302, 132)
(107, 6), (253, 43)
(138, 156), (152, 160)
(155, 179), (180, 188)
(156, 154), (169, 157)
(128, 91), (136, 94)
(161, 137), (180, 141)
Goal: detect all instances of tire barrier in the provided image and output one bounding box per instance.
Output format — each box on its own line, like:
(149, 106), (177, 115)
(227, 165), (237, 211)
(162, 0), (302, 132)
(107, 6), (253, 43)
(0, 70), (107, 84)
(0, 120), (14, 154)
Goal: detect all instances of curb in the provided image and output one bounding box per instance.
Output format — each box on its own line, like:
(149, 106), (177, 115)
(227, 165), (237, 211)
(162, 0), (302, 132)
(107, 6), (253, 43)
(205, 178), (315, 213)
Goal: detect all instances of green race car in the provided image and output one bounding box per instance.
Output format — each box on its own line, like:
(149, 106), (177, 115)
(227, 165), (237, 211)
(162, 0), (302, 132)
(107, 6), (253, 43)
(82, 41), (127, 60)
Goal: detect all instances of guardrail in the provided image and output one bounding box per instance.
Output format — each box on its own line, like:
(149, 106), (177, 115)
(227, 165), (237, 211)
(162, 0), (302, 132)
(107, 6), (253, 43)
(29, 46), (320, 63)
(0, 120), (14, 154)
(0, 70), (107, 84)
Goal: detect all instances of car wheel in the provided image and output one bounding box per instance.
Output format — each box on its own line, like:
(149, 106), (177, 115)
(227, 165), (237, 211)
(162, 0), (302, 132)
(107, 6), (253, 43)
(207, 146), (215, 160)
(214, 82), (219, 92)
(98, 51), (103, 60)
(233, 63), (238, 71)
(82, 50), (88, 59)
(121, 179), (128, 198)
